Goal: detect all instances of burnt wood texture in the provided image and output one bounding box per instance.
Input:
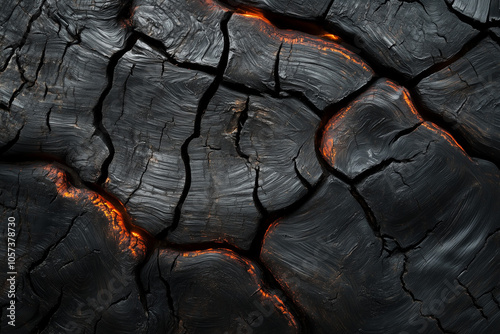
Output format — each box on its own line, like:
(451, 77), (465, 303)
(1, 0), (500, 333)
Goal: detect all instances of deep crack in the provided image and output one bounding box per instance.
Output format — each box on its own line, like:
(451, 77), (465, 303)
(94, 34), (139, 185)
(158, 11), (233, 239)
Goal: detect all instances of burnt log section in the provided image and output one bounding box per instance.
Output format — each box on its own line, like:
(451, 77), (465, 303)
(1, 0), (500, 333)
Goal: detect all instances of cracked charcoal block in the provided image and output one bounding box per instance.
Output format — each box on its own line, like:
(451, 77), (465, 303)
(1, 13), (111, 183)
(356, 122), (500, 251)
(0, 163), (147, 333)
(446, 0), (490, 23)
(225, 13), (282, 92)
(132, 0), (228, 68)
(320, 79), (425, 180)
(261, 176), (441, 333)
(240, 95), (323, 212)
(321, 75), (500, 332)
(322, 78), (500, 250)
(102, 40), (214, 236)
(415, 37), (500, 165)
(45, 0), (130, 57)
(278, 33), (374, 110)
(355, 127), (500, 332)
(446, 0), (500, 23)
(0, 0), (44, 67)
(371, 144), (500, 333)
(224, 0), (333, 20)
(326, 0), (479, 78)
(169, 87), (323, 248)
(141, 248), (300, 333)
(226, 13), (374, 110)
(167, 87), (260, 250)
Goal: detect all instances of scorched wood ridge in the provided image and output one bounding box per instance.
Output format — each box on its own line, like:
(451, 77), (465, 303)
(0, 0), (499, 333)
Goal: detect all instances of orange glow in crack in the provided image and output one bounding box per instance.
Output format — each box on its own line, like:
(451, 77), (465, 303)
(236, 10), (370, 76)
(322, 33), (341, 42)
(240, 11), (273, 25)
(43, 166), (146, 257)
(401, 89), (424, 120)
(422, 122), (467, 154)
(180, 248), (299, 329)
(320, 105), (353, 168)
(279, 32), (372, 73)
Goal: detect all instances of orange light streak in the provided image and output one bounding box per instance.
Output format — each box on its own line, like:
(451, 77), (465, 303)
(239, 11), (273, 25)
(180, 248), (298, 328)
(320, 104), (353, 168)
(422, 122), (466, 153)
(43, 166), (146, 257)
(322, 33), (341, 42)
(235, 10), (371, 75)
(401, 89), (424, 120)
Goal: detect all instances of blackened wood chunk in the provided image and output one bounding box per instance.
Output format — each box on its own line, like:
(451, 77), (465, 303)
(446, 0), (489, 23)
(0, 163), (147, 333)
(278, 34), (374, 110)
(226, 13), (374, 110)
(225, 0), (332, 20)
(169, 87), (323, 249)
(240, 95), (323, 212)
(416, 37), (500, 164)
(261, 176), (440, 333)
(356, 121), (500, 250)
(167, 87), (260, 250)
(133, 0), (228, 68)
(326, 0), (478, 78)
(320, 79), (424, 179)
(2, 13), (111, 183)
(446, 0), (500, 23)
(321, 75), (500, 331)
(225, 13), (282, 92)
(102, 41), (214, 236)
(356, 126), (500, 332)
(141, 248), (300, 333)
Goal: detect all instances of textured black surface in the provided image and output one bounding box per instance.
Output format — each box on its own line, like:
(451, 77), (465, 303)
(141, 248), (301, 333)
(102, 40), (214, 236)
(325, 0), (479, 78)
(1, 0), (500, 333)
(0, 164), (147, 333)
(416, 37), (500, 165)
(446, 0), (500, 23)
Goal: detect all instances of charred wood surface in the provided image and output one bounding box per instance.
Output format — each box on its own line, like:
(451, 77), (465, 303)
(1, 0), (500, 333)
